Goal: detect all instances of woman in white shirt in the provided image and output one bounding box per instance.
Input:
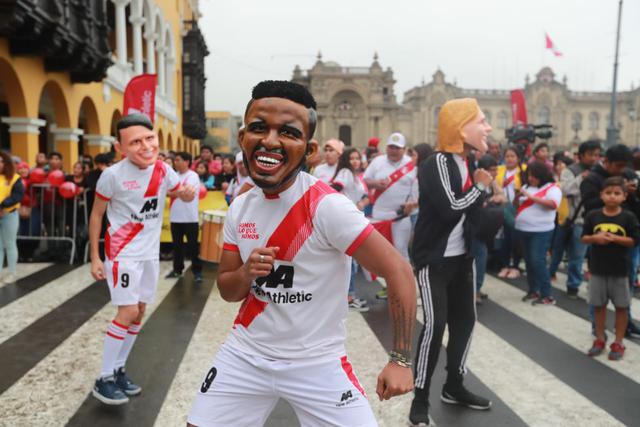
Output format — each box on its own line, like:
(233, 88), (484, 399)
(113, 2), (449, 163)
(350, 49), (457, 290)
(331, 148), (369, 312)
(514, 162), (562, 306)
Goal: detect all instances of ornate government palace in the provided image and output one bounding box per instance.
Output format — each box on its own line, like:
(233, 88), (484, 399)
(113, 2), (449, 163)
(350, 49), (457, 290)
(292, 53), (640, 150)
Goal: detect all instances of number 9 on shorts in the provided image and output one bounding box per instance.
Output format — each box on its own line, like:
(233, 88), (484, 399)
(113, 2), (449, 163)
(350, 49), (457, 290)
(103, 258), (160, 306)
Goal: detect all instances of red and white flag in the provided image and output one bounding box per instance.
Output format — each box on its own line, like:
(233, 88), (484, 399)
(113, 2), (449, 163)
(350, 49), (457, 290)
(123, 74), (157, 123)
(545, 33), (563, 57)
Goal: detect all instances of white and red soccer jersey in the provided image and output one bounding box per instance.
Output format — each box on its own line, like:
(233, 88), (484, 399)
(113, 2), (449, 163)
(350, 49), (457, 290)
(363, 154), (417, 220)
(313, 163), (337, 183)
(333, 168), (366, 205)
(96, 158), (180, 261)
(223, 172), (373, 360)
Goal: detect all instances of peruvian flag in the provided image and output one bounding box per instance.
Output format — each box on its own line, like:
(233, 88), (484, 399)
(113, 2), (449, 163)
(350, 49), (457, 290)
(123, 74), (157, 123)
(545, 33), (563, 57)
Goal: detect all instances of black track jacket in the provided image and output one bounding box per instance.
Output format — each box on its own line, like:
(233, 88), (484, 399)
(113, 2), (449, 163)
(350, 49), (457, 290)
(412, 152), (486, 269)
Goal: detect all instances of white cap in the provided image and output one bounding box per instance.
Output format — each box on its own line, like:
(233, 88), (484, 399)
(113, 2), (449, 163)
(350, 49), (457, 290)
(387, 132), (406, 148)
(235, 151), (243, 163)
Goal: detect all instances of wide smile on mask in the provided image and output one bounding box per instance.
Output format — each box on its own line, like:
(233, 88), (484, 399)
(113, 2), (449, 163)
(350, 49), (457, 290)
(251, 145), (287, 175)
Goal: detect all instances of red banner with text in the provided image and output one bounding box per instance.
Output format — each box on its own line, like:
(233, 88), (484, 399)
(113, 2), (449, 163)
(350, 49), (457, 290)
(123, 74), (157, 123)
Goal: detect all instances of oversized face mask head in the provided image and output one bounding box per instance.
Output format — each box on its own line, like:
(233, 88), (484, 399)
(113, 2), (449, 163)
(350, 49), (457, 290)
(437, 98), (492, 155)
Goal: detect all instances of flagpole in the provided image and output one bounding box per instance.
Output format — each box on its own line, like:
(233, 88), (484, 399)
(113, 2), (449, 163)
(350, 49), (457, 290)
(606, 0), (623, 148)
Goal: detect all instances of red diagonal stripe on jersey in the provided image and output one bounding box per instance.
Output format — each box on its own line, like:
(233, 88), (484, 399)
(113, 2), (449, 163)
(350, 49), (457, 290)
(266, 180), (335, 261)
(106, 222), (144, 260)
(112, 261), (119, 288)
(143, 160), (167, 198)
(233, 180), (335, 329)
(341, 355), (366, 397)
(233, 293), (269, 328)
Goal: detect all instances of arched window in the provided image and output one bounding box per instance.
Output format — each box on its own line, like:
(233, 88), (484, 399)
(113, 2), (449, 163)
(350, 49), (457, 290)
(571, 112), (583, 131)
(433, 106), (441, 129)
(497, 111), (508, 129)
(589, 112), (599, 130)
(537, 106), (551, 124)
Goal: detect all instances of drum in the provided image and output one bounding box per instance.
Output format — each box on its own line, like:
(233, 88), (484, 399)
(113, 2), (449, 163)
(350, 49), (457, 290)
(200, 210), (227, 263)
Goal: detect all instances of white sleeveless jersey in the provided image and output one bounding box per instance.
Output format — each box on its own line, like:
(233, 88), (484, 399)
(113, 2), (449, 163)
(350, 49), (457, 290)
(223, 172), (373, 360)
(96, 158), (180, 261)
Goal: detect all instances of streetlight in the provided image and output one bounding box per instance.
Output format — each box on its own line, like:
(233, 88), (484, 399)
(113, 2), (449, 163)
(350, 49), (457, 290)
(606, 0), (623, 148)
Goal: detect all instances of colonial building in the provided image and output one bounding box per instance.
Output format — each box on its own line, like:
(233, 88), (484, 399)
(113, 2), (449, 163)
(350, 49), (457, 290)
(293, 56), (640, 150)
(205, 111), (242, 153)
(0, 0), (208, 171)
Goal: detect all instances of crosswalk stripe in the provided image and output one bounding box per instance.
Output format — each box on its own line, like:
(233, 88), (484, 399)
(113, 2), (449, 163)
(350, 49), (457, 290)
(0, 263), (77, 309)
(0, 262), (52, 289)
(464, 323), (624, 426)
(483, 275), (640, 383)
(0, 263), (176, 425)
(553, 271), (640, 320)
(0, 264), (92, 345)
(155, 284), (240, 426)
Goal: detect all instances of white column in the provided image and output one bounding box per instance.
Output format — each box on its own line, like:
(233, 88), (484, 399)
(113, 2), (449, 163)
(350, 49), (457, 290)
(157, 45), (166, 96)
(50, 125), (84, 143)
(165, 56), (175, 100)
(1, 117), (46, 134)
(145, 31), (156, 74)
(130, 15), (144, 74)
(84, 134), (116, 150)
(113, 0), (130, 66)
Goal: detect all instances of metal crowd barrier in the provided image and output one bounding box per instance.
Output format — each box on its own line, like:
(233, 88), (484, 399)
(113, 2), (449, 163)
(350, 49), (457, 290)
(18, 184), (89, 265)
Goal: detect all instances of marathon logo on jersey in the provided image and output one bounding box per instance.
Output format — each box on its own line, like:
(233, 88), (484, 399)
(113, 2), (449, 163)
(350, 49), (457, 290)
(253, 261), (312, 304)
(131, 197), (160, 221)
(238, 222), (259, 240)
(336, 389), (359, 407)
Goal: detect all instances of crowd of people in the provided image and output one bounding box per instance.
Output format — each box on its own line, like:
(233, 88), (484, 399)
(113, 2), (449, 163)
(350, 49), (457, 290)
(3, 81), (640, 426)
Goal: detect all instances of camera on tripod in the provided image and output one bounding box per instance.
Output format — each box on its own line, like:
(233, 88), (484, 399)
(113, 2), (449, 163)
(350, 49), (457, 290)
(505, 124), (553, 144)
(505, 124), (553, 160)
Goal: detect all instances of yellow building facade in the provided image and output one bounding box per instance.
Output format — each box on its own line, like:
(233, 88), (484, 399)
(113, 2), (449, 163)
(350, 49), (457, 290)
(0, 0), (207, 171)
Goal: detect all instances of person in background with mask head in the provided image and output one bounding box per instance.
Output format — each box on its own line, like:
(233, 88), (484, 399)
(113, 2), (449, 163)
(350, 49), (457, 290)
(410, 98), (494, 426)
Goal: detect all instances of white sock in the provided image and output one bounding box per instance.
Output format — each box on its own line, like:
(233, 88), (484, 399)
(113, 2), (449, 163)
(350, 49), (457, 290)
(114, 321), (141, 370)
(100, 320), (128, 378)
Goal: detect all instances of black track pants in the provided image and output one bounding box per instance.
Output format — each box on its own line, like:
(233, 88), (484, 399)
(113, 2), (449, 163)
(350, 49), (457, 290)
(413, 255), (476, 391)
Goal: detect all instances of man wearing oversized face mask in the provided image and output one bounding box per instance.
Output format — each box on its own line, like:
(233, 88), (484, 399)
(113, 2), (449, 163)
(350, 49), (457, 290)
(409, 98), (494, 425)
(188, 80), (417, 427)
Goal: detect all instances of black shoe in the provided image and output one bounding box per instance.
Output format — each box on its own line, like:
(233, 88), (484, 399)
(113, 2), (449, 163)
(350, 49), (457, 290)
(93, 375), (129, 405)
(409, 397), (431, 426)
(441, 383), (491, 410)
(478, 291), (489, 300)
(566, 287), (579, 299)
(193, 271), (203, 283)
(165, 270), (181, 279)
(115, 367), (141, 396)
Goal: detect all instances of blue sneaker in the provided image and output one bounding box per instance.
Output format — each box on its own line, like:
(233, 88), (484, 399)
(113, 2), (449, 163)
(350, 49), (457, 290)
(194, 271), (203, 283)
(93, 375), (129, 405)
(115, 367), (142, 396)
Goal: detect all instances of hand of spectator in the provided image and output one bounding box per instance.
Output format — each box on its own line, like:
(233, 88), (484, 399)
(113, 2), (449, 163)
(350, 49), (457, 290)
(377, 178), (390, 190)
(473, 168), (493, 187)
(221, 182), (229, 191)
(243, 247), (279, 281)
(91, 258), (106, 281)
(402, 202), (416, 216)
(593, 232), (611, 245)
(624, 179), (638, 194)
(176, 183), (196, 202)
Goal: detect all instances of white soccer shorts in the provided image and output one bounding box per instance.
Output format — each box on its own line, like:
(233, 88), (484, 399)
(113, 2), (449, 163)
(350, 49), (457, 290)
(188, 344), (378, 427)
(104, 258), (159, 306)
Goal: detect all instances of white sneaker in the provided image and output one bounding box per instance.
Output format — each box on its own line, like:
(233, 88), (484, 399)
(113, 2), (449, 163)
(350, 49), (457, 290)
(348, 299), (370, 312)
(3, 273), (16, 284)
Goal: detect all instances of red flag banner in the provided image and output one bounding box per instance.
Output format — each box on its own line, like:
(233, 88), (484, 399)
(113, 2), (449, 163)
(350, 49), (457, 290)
(123, 74), (157, 123)
(545, 33), (563, 57)
(510, 89), (528, 126)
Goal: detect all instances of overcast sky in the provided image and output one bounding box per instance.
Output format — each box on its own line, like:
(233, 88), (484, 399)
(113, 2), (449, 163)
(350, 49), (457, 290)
(199, 0), (640, 116)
